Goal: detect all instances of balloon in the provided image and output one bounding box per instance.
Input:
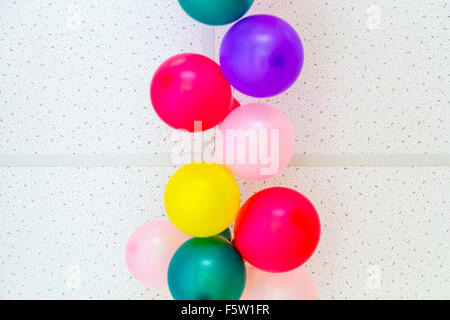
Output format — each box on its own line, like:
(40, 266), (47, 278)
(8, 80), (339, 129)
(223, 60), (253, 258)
(164, 162), (240, 237)
(215, 103), (295, 180)
(242, 265), (318, 300)
(178, 0), (254, 26)
(234, 187), (321, 272)
(229, 97), (241, 113)
(217, 228), (232, 241)
(125, 220), (190, 289)
(220, 15), (304, 98)
(151, 53), (232, 132)
(168, 236), (246, 300)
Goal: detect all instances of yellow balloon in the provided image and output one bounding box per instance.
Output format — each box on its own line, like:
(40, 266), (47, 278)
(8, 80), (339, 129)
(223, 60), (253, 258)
(165, 162), (240, 237)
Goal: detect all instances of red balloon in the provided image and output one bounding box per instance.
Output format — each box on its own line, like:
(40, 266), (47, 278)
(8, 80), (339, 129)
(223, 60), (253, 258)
(150, 53), (232, 132)
(234, 187), (321, 273)
(230, 97), (241, 112)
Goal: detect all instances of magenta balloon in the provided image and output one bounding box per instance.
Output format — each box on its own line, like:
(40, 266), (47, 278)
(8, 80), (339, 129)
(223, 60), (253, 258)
(220, 15), (304, 98)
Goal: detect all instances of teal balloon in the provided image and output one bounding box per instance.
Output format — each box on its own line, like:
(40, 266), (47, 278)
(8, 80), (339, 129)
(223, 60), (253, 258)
(217, 228), (232, 241)
(178, 0), (254, 26)
(168, 236), (246, 300)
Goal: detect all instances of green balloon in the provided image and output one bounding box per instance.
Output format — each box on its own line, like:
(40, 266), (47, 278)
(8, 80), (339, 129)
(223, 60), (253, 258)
(217, 228), (232, 241)
(168, 236), (246, 300)
(178, 0), (254, 26)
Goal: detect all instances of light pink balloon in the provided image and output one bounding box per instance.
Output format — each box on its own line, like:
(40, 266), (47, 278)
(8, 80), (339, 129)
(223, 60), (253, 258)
(215, 103), (295, 180)
(125, 220), (190, 289)
(242, 264), (318, 300)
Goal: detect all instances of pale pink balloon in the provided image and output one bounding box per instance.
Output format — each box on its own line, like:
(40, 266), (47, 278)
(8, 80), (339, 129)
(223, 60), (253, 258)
(125, 220), (190, 289)
(215, 103), (295, 180)
(242, 264), (318, 300)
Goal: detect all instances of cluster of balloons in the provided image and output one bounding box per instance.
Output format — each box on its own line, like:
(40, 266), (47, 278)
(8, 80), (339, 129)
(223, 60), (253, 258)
(151, 4), (304, 180)
(126, 185), (320, 299)
(126, 1), (321, 300)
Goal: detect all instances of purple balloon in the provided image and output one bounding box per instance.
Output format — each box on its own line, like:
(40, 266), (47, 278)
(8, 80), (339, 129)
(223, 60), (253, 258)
(220, 15), (304, 98)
